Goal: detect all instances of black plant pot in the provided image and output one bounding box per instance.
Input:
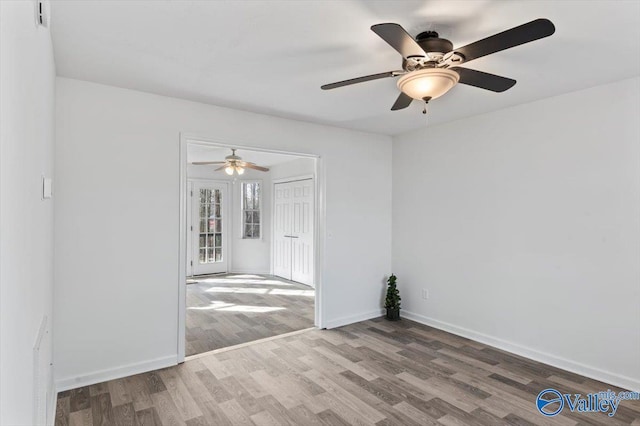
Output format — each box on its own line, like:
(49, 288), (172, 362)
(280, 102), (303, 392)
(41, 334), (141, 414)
(385, 307), (400, 321)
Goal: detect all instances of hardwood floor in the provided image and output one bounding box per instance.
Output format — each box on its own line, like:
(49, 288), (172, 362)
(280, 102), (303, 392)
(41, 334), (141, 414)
(186, 274), (314, 356)
(55, 318), (640, 426)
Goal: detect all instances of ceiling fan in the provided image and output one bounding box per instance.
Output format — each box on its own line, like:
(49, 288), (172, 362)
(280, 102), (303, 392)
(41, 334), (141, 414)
(321, 19), (555, 112)
(192, 149), (270, 175)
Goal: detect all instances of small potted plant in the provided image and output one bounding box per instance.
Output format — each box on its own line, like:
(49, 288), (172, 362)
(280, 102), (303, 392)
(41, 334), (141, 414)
(384, 274), (401, 321)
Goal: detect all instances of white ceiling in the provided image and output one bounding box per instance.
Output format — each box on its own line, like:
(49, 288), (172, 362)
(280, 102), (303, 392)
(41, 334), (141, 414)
(50, 1), (640, 136)
(187, 145), (302, 166)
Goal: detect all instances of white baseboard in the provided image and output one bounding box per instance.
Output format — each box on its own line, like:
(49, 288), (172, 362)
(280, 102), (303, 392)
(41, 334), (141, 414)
(324, 309), (384, 329)
(55, 355), (177, 393)
(402, 310), (640, 392)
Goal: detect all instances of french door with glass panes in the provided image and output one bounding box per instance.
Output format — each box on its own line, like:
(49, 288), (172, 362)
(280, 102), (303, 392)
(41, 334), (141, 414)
(191, 181), (228, 275)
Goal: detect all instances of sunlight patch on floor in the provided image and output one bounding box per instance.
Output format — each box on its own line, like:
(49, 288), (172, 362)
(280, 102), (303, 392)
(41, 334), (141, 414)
(203, 286), (314, 297)
(188, 300), (234, 310)
(230, 274), (265, 279)
(217, 305), (286, 313)
(197, 278), (293, 286)
(188, 300), (287, 313)
(269, 288), (315, 297)
(205, 287), (269, 294)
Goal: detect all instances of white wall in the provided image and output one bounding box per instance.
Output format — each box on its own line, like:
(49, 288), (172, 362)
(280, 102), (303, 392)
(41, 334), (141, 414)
(54, 77), (392, 388)
(393, 77), (640, 390)
(270, 157), (315, 181)
(187, 165), (272, 274)
(0, 2), (56, 424)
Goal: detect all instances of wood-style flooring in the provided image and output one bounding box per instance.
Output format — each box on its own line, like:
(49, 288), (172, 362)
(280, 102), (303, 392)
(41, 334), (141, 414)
(55, 317), (640, 426)
(186, 274), (314, 356)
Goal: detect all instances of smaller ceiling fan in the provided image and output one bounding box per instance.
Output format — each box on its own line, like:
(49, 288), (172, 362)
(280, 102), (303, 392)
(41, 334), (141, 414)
(192, 149), (269, 175)
(321, 18), (555, 113)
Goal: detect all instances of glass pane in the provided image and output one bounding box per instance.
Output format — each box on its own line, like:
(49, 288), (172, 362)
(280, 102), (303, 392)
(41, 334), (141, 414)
(215, 233), (222, 247)
(215, 248), (222, 262)
(199, 219), (206, 233)
(199, 189), (206, 204)
(244, 224), (252, 238)
(242, 185), (249, 209)
(199, 248), (206, 263)
(208, 218), (216, 233)
(244, 211), (252, 225)
(254, 184), (260, 209)
(207, 248), (215, 263)
(245, 186), (251, 209)
(253, 211), (260, 224)
(199, 235), (205, 247)
(213, 189), (221, 204)
(252, 224), (260, 238)
(216, 219), (222, 232)
(214, 203), (221, 218)
(207, 234), (214, 248)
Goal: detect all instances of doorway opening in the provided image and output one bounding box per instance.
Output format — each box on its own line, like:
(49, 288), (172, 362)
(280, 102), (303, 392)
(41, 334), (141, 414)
(179, 136), (322, 360)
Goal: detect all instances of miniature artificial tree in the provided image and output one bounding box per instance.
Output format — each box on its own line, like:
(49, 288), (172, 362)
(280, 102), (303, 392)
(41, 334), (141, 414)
(384, 274), (401, 321)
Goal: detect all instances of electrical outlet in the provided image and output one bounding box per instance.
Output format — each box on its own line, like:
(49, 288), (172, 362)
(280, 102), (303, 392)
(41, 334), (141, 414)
(422, 288), (429, 300)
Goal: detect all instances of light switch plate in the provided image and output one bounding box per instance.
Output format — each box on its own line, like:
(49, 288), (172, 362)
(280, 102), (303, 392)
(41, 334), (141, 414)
(42, 176), (52, 199)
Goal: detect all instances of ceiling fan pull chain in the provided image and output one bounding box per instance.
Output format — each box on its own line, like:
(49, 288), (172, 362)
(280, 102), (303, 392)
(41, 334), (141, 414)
(422, 97), (430, 115)
(423, 100), (430, 128)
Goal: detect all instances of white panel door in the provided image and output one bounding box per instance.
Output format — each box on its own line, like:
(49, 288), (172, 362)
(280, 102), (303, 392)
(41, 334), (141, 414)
(273, 179), (314, 286)
(273, 183), (292, 280)
(192, 181), (228, 275)
(291, 180), (314, 286)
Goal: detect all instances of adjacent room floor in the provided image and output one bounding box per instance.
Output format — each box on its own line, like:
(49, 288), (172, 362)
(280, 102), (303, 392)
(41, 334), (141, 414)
(55, 318), (640, 426)
(186, 273), (315, 356)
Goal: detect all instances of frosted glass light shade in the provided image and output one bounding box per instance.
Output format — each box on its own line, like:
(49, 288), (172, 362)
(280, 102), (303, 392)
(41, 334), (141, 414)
(225, 166), (234, 175)
(236, 166), (245, 175)
(397, 68), (460, 100)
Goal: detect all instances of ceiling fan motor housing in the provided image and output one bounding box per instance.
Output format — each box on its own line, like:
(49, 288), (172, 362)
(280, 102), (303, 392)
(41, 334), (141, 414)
(225, 149), (241, 162)
(415, 31), (454, 57)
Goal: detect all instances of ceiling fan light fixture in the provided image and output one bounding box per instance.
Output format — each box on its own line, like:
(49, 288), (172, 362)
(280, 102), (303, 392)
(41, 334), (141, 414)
(236, 166), (245, 175)
(225, 165), (234, 175)
(396, 68), (460, 101)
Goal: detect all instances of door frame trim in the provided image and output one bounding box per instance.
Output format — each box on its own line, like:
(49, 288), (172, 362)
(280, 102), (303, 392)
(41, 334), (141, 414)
(272, 174), (314, 185)
(178, 133), (325, 362)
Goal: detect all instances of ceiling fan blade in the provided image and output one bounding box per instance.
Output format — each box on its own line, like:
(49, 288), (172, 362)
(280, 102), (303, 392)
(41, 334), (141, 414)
(214, 165), (226, 171)
(321, 71), (401, 90)
(453, 18), (555, 63)
(451, 67), (516, 92)
(371, 23), (426, 59)
(391, 92), (413, 111)
(192, 161), (226, 165)
(243, 163), (269, 172)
